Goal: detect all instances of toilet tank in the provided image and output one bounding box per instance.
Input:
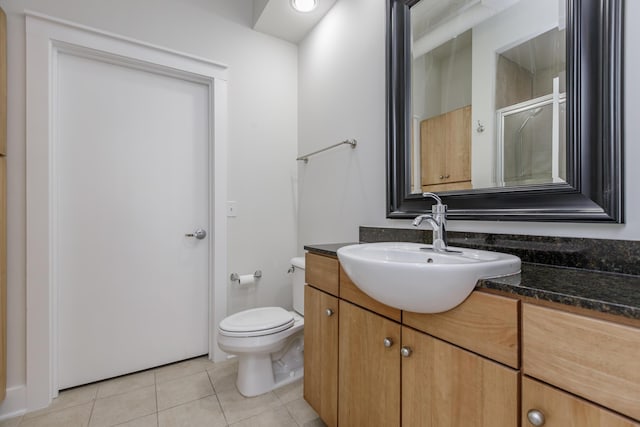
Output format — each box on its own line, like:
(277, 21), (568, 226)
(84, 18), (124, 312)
(291, 257), (306, 315)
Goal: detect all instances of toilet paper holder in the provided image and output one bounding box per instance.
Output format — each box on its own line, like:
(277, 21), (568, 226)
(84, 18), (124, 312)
(230, 271), (262, 282)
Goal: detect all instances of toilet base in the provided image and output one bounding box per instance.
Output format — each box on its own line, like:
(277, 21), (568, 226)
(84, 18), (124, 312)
(235, 334), (304, 397)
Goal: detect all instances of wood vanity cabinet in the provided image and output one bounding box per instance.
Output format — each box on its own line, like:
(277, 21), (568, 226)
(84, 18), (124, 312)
(402, 327), (518, 427)
(402, 291), (519, 427)
(304, 251), (640, 426)
(304, 252), (519, 427)
(339, 300), (400, 426)
(522, 303), (640, 426)
(303, 284), (339, 427)
(420, 105), (471, 192)
(522, 377), (639, 427)
(337, 295), (519, 427)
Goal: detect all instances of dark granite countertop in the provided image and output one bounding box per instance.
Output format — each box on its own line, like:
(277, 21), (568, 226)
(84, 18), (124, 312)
(304, 243), (640, 321)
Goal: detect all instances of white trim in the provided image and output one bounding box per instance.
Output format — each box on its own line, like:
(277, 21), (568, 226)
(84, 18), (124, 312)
(26, 14), (228, 411)
(211, 79), (229, 364)
(24, 11), (229, 73)
(0, 386), (27, 420)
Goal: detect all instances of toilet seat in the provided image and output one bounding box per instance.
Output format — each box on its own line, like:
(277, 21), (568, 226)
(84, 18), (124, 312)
(219, 307), (294, 337)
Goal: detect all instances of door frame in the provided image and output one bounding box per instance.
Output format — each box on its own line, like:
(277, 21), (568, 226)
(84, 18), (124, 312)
(25, 13), (229, 411)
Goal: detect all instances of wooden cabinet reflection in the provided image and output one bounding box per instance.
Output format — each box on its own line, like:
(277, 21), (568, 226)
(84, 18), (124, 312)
(420, 105), (471, 192)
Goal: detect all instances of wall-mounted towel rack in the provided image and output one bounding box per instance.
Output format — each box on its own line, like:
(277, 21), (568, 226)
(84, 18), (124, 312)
(296, 139), (357, 163)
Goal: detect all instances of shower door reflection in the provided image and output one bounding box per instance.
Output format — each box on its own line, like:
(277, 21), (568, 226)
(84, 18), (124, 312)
(497, 95), (566, 187)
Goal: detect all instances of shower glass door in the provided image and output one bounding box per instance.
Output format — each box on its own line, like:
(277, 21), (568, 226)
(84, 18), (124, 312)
(496, 94), (566, 187)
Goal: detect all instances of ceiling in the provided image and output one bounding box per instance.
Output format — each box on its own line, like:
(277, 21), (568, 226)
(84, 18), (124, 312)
(252, 0), (338, 43)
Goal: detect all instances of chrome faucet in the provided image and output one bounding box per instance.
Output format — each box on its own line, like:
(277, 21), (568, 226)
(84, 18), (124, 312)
(412, 192), (450, 252)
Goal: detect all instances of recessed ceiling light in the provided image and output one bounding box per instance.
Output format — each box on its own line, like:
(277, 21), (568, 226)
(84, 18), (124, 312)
(291, 0), (318, 13)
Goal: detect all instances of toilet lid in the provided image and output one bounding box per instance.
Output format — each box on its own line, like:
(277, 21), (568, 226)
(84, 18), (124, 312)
(219, 307), (294, 337)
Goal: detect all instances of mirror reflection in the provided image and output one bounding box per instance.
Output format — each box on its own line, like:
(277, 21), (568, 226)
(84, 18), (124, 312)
(410, 0), (566, 193)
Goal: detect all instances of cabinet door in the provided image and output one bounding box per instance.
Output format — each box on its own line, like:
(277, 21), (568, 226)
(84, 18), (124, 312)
(523, 303), (640, 421)
(444, 105), (471, 184)
(421, 114), (447, 187)
(522, 377), (640, 427)
(304, 285), (339, 427)
(402, 326), (518, 427)
(420, 106), (471, 189)
(339, 300), (401, 427)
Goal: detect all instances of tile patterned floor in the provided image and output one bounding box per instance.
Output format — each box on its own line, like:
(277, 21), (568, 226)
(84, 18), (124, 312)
(0, 357), (326, 427)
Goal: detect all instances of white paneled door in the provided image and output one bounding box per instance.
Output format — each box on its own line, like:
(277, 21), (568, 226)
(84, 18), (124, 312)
(56, 52), (210, 389)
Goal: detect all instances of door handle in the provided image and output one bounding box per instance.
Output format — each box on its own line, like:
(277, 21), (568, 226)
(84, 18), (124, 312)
(185, 229), (207, 240)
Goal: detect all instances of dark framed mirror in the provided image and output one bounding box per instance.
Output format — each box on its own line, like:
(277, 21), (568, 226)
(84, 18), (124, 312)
(387, 0), (624, 222)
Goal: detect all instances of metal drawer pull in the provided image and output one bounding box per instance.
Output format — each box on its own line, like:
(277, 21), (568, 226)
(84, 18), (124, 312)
(527, 409), (545, 426)
(400, 346), (412, 357)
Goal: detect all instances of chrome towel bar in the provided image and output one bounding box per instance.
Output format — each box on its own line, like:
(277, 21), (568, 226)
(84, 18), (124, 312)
(296, 139), (357, 163)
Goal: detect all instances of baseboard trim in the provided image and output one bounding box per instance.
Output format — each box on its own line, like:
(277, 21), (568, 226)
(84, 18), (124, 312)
(0, 385), (27, 421)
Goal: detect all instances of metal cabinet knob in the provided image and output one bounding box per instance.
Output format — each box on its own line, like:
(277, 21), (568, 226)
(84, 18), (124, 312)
(383, 337), (394, 348)
(527, 409), (545, 426)
(325, 308), (334, 317)
(439, 175), (444, 179)
(445, 174), (450, 179)
(400, 346), (412, 357)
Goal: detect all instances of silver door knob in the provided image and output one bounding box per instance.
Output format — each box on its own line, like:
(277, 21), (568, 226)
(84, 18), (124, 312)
(527, 409), (545, 426)
(383, 337), (394, 348)
(185, 229), (207, 240)
(400, 346), (412, 357)
(325, 308), (334, 317)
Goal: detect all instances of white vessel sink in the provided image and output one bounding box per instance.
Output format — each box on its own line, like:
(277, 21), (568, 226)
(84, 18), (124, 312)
(337, 242), (521, 313)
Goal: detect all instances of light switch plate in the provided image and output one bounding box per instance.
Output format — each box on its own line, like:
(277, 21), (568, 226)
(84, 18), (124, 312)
(226, 201), (237, 217)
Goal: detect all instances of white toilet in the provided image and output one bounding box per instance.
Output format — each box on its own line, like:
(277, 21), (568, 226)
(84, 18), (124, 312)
(217, 257), (305, 397)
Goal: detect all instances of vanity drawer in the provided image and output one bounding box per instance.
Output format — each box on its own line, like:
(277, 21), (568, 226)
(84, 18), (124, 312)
(403, 291), (519, 368)
(305, 253), (339, 297)
(523, 303), (640, 421)
(522, 377), (640, 427)
(339, 266), (402, 322)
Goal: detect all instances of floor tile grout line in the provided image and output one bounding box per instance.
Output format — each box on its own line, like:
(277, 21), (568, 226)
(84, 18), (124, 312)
(17, 396), (96, 424)
(155, 370), (215, 413)
(6, 357), (291, 427)
(108, 411), (158, 427)
(154, 371), (159, 426)
(154, 371), (159, 416)
(95, 382), (156, 402)
(206, 370), (230, 426)
(155, 390), (216, 414)
(87, 396), (97, 427)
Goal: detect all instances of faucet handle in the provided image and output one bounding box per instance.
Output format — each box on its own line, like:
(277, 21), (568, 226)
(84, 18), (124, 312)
(422, 192), (442, 204)
(422, 192), (447, 214)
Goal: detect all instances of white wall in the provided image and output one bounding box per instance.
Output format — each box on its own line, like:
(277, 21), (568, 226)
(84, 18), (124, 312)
(413, 44), (472, 121)
(0, 0), (298, 415)
(438, 44), (472, 114)
(297, 0), (388, 248)
(298, 0), (639, 253)
(472, 0), (560, 188)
